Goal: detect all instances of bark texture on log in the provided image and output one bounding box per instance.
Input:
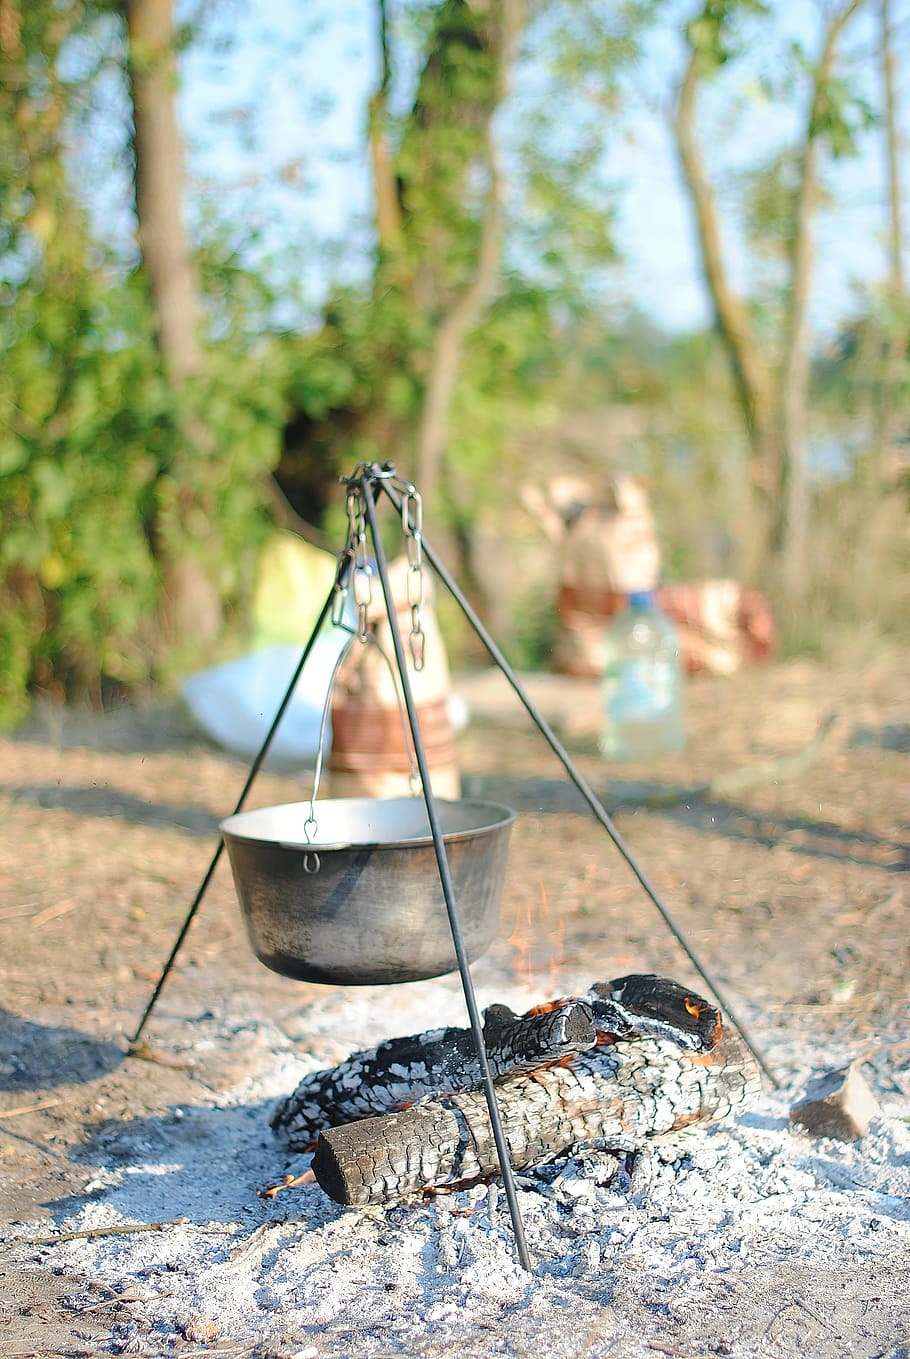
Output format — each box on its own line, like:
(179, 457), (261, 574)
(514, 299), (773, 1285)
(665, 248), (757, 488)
(271, 998), (597, 1149)
(585, 973), (723, 1052)
(273, 975), (738, 1162)
(312, 1029), (760, 1206)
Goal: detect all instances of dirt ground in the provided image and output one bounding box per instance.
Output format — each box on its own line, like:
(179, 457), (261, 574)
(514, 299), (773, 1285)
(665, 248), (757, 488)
(0, 636), (907, 1356)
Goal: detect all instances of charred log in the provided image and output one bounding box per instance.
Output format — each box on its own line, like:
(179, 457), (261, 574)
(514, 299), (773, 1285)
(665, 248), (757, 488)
(587, 974), (723, 1051)
(271, 998), (596, 1149)
(272, 976), (729, 1151)
(312, 1029), (760, 1206)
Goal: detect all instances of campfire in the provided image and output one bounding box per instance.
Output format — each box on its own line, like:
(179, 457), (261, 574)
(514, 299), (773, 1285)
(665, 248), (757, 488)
(270, 974), (760, 1206)
(129, 465), (777, 1278)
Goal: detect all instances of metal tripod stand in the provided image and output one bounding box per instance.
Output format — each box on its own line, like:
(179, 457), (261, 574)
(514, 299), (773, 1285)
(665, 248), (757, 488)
(131, 460), (776, 1275)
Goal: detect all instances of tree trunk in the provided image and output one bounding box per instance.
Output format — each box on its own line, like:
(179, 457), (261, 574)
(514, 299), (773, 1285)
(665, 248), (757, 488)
(674, 48), (778, 510)
(368, 0), (403, 257)
(775, 0), (864, 600)
(416, 145), (505, 506)
(873, 0), (907, 481)
(410, 0), (525, 628)
(122, 0), (221, 651)
(415, 0), (524, 501)
(881, 0), (905, 300)
(774, 132), (820, 595)
(123, 0), (201, 383)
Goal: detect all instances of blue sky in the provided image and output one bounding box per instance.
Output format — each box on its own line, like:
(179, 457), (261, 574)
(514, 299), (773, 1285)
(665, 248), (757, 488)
(178, 0), (909, 337)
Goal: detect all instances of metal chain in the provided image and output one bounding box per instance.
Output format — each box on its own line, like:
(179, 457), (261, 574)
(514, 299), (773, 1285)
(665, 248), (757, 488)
(351, 487), (375, 645)
(337, 465), (426, 671)
(401, 485), (425, 671)
(326, 467), (424, 799)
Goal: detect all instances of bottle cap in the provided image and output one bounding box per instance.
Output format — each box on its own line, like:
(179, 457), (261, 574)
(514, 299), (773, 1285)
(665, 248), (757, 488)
(628, 590), (655, 609)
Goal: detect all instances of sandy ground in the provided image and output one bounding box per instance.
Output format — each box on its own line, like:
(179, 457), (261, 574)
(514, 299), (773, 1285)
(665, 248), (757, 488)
(0, 637), (907, 1357)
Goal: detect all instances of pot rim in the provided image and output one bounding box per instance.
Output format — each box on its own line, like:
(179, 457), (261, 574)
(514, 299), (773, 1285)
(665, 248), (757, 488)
(220, 795), (516, 853)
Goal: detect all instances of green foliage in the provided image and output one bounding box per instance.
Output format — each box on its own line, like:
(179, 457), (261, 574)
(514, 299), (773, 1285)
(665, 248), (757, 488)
(0, 262), (288, 727)
(1, 0), (902, 728)
(0, 0), (302, 725)
(809, 76), (878, 159)
(0, 270), (167, 720)
(685, 0), (770, 69)
(741, 149), (798, 256)
(815, 295), (910, 416)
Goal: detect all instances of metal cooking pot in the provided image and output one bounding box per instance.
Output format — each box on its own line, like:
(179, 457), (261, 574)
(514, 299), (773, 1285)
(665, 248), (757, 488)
(220, 797), (516, 985)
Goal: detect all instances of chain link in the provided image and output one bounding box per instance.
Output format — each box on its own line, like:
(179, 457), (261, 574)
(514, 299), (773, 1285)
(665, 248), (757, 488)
(401, 485), (426, 671)
(318, 465), (430, 813)
(336, 467), (427, 671)
(339, 484), (374, 643)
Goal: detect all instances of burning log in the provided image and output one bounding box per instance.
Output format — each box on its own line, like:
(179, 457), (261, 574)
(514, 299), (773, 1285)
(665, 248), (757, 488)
(271, 997), (598, 1149)
(272, 974), (727, 1150)
(273, 976), (759, 1205)
(312, 1026), (759, 1205)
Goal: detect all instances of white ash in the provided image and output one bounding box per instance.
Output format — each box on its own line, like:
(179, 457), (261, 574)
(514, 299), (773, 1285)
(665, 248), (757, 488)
(5, 973), (909, 1359)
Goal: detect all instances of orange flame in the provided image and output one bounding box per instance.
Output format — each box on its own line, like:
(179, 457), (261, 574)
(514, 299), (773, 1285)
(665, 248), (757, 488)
(508, 879), (568, 991)
(257, 1170), (316, 1199)
(506, 891), (534, 986)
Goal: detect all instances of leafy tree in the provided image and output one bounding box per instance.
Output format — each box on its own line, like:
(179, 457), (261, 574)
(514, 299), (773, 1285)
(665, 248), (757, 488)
(274, 0), (531, 620)
(0, 0), (286, 723)
(1, 0), (161, 722)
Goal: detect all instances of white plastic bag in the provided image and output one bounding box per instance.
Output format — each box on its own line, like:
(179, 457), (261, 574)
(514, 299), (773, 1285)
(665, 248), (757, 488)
(181, 630), (348, 767)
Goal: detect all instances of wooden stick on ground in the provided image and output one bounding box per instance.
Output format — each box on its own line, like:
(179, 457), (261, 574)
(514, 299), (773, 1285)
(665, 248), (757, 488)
(637, 710), (844, 807)
(20, 1217), (191, 1245)
(0, 1097), (64, 1120)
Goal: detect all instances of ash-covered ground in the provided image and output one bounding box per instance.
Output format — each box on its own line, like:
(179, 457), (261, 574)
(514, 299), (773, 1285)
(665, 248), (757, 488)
(3, 975), (909, 1359)
(1, 646), (908, 1356)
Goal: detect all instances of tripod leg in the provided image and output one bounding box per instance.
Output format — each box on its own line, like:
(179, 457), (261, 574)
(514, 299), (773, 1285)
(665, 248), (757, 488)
(361, 483), (534, 1274)
(129, 582), (344, 1047)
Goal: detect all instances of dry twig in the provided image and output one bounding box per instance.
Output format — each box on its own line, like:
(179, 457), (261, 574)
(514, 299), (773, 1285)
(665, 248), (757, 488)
(639, 710), (844, 808)
(0, 1097), (63, 1120)
(19, 1218), (190, 1246)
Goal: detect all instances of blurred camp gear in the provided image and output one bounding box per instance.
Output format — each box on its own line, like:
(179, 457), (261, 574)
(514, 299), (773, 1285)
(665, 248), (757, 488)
(530, 477), (776, 679)
(180, 534), (348, 764)
(327, 555), (461, 799)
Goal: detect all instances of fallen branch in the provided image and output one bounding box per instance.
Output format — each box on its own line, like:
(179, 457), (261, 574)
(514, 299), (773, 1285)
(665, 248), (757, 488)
(225, 1218), (291, 1263)
(31, 899), (78, 928)
(0, 1096), (64, 1120)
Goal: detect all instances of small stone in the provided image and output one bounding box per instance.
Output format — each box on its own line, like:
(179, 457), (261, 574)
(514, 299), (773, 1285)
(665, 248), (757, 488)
(181, 1314), (218, 1344)
(789, 1064), (881, 1141)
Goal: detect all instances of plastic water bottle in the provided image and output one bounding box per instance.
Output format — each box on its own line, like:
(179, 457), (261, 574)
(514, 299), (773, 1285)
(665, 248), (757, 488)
(600, 591), (685, 760)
